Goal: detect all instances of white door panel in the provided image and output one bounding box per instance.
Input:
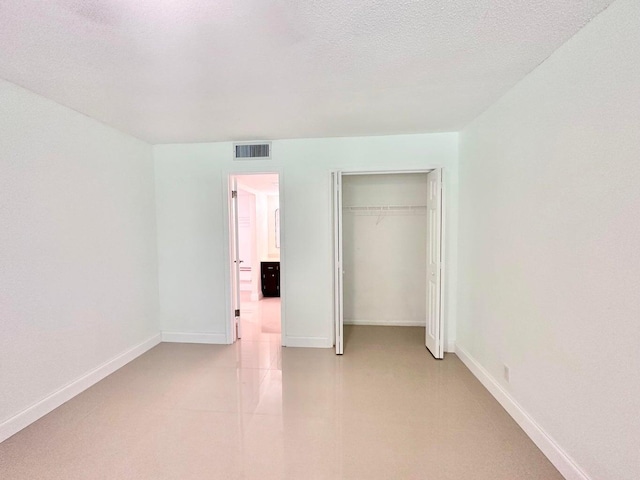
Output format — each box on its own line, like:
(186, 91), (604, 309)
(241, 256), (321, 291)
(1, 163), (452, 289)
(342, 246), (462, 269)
(231, 176), (242, 340)
(333, 171), (344, 355)
(425, 169), (443, 358)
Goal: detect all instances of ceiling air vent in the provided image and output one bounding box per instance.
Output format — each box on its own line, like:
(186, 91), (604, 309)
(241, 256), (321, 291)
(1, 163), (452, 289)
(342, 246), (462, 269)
(234, 142), (271, 160)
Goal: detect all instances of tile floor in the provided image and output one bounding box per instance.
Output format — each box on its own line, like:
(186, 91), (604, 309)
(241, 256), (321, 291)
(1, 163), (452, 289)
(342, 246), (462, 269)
(0, 301), (563, 479)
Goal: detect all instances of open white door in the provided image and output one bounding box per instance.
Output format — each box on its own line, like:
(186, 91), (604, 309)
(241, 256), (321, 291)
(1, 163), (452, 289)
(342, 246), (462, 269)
(230, 176), (242, 340)
(333, 171), (344, 354)
(425, 169), (443, 358)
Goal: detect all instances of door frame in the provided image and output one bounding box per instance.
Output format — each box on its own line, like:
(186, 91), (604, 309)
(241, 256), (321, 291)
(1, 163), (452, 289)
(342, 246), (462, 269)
(331, 167), (446, 356)
(222, 168), (286, 346)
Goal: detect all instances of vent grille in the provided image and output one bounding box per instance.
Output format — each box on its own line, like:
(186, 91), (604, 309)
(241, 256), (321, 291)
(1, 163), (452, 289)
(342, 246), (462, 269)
(234, 142), (271, 160)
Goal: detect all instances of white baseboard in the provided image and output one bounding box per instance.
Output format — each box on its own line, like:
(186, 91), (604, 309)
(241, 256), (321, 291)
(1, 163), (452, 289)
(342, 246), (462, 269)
(0, 333), (161, 443)
(161, 331), (228, 344)
(284, 336), (332, 348)
(344, 319), (425, 327)
(454, 344), (590, 480)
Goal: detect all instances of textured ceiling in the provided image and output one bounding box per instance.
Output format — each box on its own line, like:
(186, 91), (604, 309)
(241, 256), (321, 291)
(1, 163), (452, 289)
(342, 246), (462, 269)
(0, 0), (614, 144)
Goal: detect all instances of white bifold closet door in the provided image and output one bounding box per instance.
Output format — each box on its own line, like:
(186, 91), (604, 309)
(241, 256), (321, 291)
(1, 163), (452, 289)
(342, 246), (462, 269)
(425, 169), (443, 359)
(333, 171), (344, 354)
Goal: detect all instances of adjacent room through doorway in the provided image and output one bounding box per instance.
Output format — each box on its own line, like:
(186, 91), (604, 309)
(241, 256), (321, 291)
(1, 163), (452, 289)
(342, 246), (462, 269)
(229, 173), (282, 345)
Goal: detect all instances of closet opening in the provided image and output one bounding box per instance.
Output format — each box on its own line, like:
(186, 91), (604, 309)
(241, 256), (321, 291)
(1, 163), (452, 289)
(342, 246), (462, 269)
(332, 169), (444, 358)
(227, 173), (283, 346)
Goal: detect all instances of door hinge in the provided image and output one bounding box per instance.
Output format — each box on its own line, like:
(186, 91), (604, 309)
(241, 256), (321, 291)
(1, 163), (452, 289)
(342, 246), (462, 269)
(231, 190), (237, 198)
(234, 309), (240, 317)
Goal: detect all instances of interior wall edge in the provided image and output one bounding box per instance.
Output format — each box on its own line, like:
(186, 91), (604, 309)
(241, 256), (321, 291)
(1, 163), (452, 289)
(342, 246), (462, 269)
(454, 343), (591, 480)
(445, 340), (455, 353)
(0, 333), (162, 444)
(151, 151), (163, 332)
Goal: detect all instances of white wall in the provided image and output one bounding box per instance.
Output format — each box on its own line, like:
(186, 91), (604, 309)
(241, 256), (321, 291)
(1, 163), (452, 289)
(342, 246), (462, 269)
(342, 173), (428, 326)
(154, 133), (457, 348)
(457, 1), (640, 479)
(0, 79), (159, 436)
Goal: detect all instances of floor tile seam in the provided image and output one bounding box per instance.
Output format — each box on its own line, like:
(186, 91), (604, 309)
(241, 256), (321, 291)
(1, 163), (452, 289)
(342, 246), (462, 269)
(163, 405), (288, 418)
(186, 366), (275, 373)
(243, 411), (336, 422)
(149, 405), (247, 416)
(248, 368), (278, 391)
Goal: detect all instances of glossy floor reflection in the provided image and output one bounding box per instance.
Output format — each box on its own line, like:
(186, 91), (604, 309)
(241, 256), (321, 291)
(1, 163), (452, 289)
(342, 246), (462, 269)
(0, 326), (564, 480)
(239, 291), (281, 341)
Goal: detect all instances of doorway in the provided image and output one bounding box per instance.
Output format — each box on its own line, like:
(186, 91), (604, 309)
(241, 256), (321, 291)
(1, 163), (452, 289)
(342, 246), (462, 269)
(332, 169), (444, 358)
(228, 173), (282, 345)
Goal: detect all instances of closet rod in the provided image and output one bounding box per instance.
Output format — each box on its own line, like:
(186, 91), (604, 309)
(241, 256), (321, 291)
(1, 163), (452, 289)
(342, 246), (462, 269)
(343, 205), (427, 216)
(343, 205), (426, 210)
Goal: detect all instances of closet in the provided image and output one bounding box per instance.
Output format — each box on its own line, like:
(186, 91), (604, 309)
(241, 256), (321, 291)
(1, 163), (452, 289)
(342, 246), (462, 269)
(333, 170), (443, 357)
(342, 173), (428, 327)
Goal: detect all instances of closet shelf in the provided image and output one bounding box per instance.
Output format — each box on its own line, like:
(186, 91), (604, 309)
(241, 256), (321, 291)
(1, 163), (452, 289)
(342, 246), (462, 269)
(343, 205), (427, 216)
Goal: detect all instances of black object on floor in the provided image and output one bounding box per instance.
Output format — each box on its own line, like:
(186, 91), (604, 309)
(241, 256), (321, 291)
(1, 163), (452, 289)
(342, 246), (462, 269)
(261, 261), (280, 297)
